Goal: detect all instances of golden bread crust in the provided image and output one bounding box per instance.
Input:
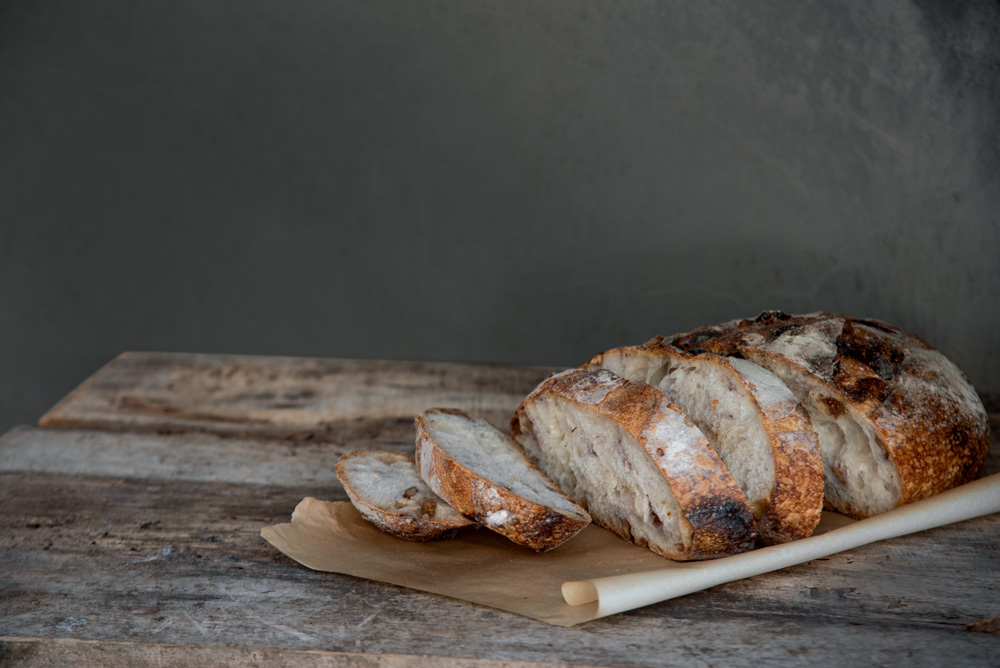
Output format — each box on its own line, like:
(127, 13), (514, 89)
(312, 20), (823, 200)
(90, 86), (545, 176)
(586, 342), (824, 544)
(668, 311), (990, 515)
(512, 369), (757, 560)
(415, 408), (590, 552)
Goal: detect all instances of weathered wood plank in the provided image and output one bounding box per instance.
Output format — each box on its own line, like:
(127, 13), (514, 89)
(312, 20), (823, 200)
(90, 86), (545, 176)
(39, 353), (558, 442)
(12, 355), (1000, 666)
(4, 417), (999, 487)
(0, 637), (584, 668)
(1, 471), (998, 667)
(0, 427), (352, 486)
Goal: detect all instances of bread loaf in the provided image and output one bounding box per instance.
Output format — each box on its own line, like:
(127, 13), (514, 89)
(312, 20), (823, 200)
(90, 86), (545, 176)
(415, 408), (591, 552)
(336, 450), (476, 541)
(511, 368), (757, 561)
(668, 311), (990, 518)
(584, 342), (823, 544)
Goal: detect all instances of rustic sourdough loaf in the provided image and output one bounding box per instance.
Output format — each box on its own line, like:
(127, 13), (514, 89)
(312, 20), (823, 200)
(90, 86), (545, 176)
(668, 311), (990, 518)
(415, 408), (591, 552)
(336, 451), (476, 541)
(584, 342), (823, 544)
(510, 368), (757, 561)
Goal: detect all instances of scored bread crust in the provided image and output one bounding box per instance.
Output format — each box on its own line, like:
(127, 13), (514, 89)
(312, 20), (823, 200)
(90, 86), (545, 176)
(668, 311), (990, 517)
(336, 451), (476, 541)
(511, 369), (757, 561)
(414, 408), (591, 552)
(585, 342), (823, 544)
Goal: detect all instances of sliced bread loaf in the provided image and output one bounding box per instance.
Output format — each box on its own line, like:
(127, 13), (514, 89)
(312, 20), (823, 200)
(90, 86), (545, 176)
(336, 450), (476, 541)
(668, 311), (991, 518)
(510, 368), (757, 561)
(584, 341), (823, 544)
(415, 408), (591, 552)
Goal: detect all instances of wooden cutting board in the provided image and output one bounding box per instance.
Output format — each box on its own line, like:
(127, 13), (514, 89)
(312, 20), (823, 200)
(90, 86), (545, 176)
(1, 352), (998, 667)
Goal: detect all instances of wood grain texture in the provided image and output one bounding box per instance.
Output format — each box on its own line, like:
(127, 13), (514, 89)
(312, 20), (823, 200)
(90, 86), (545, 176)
(0, 638), (584, 668)
(3, 355), (999, 667)
(39, 352), (560, 443)
(1, 460), (998, 665)
(0, 426), (350, 487)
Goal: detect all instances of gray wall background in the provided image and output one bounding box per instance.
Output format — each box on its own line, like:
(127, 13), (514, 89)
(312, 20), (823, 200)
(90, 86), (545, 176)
(2, 0), (998, 433)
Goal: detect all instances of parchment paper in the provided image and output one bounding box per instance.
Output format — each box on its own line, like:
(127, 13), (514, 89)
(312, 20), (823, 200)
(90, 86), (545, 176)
(261, 473), (1000, 627)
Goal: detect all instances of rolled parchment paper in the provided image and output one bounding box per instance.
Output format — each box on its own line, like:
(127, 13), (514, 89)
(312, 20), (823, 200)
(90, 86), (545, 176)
(562, 472), (1000, 617)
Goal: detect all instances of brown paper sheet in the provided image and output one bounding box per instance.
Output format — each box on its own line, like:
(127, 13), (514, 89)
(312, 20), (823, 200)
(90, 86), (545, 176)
(261, 498), (671, 626)
(261, 473), (1000, 627)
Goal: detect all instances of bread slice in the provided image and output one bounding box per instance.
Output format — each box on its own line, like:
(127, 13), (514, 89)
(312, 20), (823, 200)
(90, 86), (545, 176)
(668, 311), (991, 518)
(414, 408), (591, 552)
(584, 342), (823, 544)
(510, 369), (757, 561)
(336, 451), (476, 541)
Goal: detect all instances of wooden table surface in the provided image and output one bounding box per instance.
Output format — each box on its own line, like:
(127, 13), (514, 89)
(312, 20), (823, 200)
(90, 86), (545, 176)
(2, 352), (998, 667)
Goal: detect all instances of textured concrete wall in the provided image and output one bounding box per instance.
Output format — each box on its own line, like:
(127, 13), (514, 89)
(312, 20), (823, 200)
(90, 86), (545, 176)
(1, 0), (998, 431)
